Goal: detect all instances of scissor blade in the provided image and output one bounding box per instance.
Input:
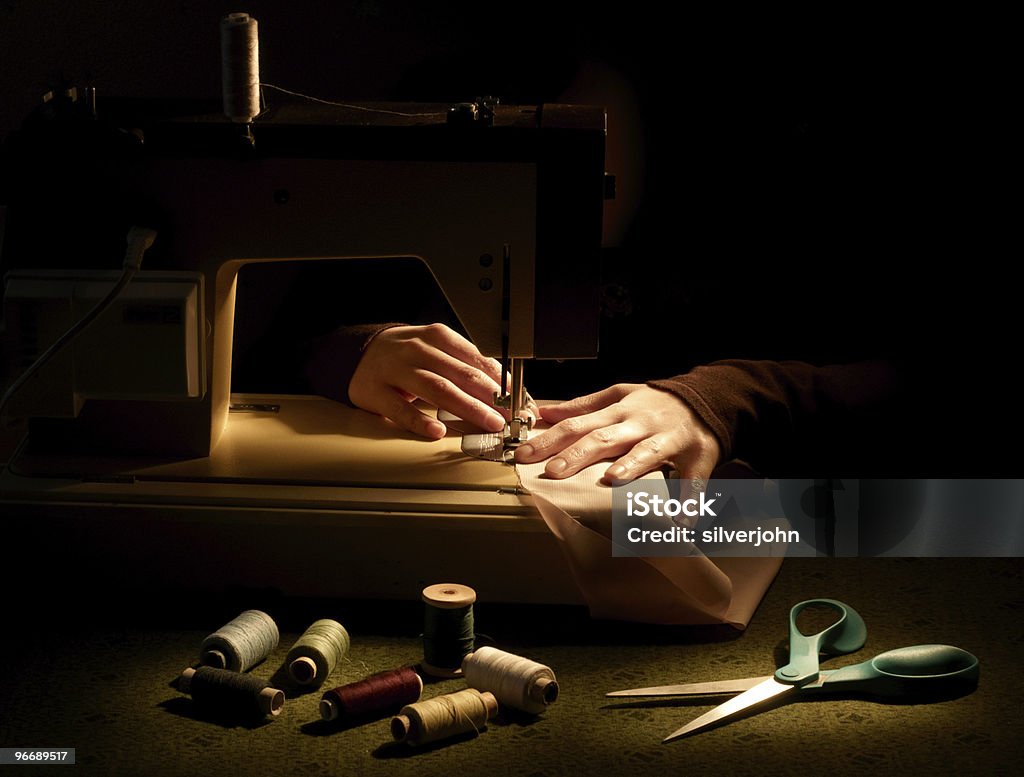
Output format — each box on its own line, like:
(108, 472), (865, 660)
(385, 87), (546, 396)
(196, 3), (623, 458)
(663, 678), (796, 743)
(607, 676), (769, 697)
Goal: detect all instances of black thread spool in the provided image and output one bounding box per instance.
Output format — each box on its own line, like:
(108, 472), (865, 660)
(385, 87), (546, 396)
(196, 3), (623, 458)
(178, 666), (284, 719)
(319, 666), (423, 724)
(420, 583), (476, 678)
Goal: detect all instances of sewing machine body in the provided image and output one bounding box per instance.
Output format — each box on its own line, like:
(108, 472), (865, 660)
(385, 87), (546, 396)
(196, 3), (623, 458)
(0, 99), (604, 602)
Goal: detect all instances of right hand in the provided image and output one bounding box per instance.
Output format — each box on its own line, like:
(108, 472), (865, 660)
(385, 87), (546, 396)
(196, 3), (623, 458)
(348, 324), (508, 439)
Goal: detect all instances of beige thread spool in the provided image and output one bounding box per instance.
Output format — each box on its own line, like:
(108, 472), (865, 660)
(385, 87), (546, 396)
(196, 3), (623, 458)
(391, 688), (498, 746)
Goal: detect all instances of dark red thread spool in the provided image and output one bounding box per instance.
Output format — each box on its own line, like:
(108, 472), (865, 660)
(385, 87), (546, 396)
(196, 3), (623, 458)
(319, 666), (423, 723)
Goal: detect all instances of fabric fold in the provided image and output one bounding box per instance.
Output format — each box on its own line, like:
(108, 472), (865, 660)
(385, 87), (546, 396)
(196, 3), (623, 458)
(517, 460), (781, 628)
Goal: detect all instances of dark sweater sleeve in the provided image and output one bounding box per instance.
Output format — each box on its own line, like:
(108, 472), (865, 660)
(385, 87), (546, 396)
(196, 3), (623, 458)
(304, 323), (403, 406)
(649, 360), (899, 476)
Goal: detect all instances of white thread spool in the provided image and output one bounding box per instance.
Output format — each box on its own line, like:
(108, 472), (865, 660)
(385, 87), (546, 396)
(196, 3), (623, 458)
(221, 12), (260, 123)
(200, 609), (279, 672)
(391, 689), (498, 746)
(462, 646), (559, 714)
(286, 618), (350, 687)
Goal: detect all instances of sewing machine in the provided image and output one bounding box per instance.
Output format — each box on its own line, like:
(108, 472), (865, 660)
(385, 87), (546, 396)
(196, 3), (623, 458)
(0, 94), (607, 603)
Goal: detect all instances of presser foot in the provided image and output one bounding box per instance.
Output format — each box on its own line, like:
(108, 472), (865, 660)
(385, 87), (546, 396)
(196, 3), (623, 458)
(459, 416), (533, 464)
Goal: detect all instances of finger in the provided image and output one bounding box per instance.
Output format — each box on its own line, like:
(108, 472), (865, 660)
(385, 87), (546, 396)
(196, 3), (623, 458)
(513, 409), (618, 465)
(370, 389), (448, 439)
(405, 369), (505, 433)
(416, 347), (504, 409)
(536, 422), (642, 478)
(600, 434), (677, 484)
(516, 407), (618, 468)
(539, 384), (636, 423)
(671, 446), (716, 485)
(420, 323), (504, 387)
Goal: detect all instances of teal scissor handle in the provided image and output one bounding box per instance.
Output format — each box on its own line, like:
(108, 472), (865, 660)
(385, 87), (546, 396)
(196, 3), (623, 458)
(802, 644), (980, 698)
(775, 599), (868, 685)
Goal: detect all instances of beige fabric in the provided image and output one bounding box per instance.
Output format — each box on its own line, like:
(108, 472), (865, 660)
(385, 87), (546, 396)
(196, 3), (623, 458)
(517, 460), (781, 627)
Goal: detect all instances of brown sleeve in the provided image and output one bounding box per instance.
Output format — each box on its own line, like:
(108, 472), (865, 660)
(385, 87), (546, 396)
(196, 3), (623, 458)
(649, 360), (898, 475)
(304, 323), (404, 406)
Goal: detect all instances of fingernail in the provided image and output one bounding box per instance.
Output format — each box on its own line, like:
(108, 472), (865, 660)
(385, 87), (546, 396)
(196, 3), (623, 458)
(605, 464), (626, 481)
(547, 457), (568, 476)
(487, 412), (505, 431)
(515, 444), (534, 460)
(426, 421), (446, 438)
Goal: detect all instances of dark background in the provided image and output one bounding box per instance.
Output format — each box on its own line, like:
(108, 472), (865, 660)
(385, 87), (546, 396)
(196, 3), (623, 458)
(0, 9), (1020, 774)
(0, 1), (1015, 463)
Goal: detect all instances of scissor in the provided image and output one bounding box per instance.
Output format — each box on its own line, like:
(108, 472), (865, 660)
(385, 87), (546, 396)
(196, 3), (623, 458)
(607, 598), (980, 743)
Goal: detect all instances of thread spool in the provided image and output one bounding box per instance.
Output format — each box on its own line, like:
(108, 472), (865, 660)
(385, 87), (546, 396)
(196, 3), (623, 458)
(319, 666), (423, 723)
(462, 646), (559, 714)
(200, 609), (279, 672)
(178, 666), (284, 718)
(221, 12), (260, 123)
(286, 619), (350, 687)
(391, 689), (498, 747)
(421, 583), (476, 678)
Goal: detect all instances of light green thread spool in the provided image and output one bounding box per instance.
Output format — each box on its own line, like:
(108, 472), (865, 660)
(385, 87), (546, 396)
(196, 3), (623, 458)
(286, 618), (350, 687)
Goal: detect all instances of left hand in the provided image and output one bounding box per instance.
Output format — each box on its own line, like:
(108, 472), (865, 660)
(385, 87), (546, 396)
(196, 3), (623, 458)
(513, 383), (721, 483)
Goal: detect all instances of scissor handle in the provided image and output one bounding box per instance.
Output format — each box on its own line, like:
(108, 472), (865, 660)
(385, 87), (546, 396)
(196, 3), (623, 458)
(774, 599), (868, 685)
(806, 644), (980, 698)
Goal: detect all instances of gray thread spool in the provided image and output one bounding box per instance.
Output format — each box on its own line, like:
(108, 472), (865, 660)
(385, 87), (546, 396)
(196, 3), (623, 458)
(200, 609), (279, 672)
(221, 12), (260, 123)
(286, 618), (350, 687)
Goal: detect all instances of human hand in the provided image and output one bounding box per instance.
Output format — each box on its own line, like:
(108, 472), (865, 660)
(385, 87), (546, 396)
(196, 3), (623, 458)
(513, 383), (721, 483)
(348, 324), (508, 439)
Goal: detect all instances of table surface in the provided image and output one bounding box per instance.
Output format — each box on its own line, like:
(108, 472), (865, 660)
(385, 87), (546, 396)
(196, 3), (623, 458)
(0, 557), (1021, 777)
